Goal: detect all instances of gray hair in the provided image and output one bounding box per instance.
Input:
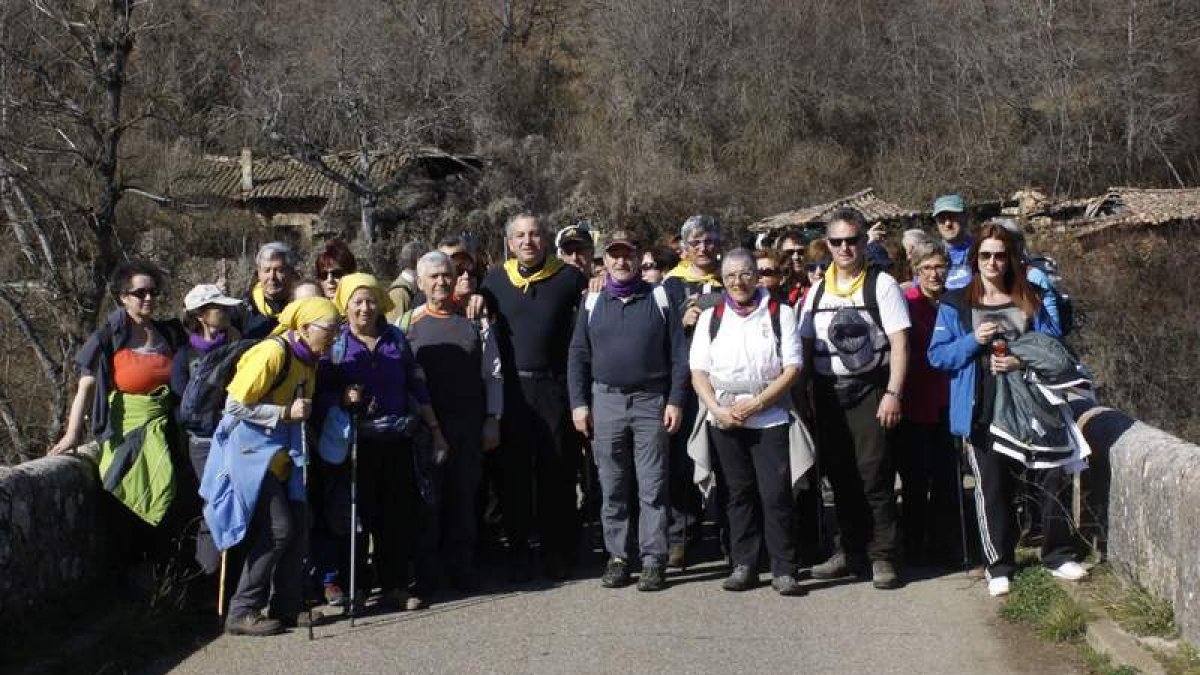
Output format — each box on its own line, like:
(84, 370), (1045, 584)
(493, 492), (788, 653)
(826, 207), (867, 234)
(255, 241), (296, 270)
(909, 240), (948, 270)
(901, 229), (932, 251)
(416, 250), (456, 279)
(399, 241), (430, 272)
(505, 212), (546, 239)
(720, 247), (756, 276)
(680, 215), (719, 242)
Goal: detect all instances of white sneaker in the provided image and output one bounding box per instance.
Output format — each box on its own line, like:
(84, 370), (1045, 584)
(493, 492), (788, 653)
(1050, 561), (1089, 581)
(987, 575), (1010, 597)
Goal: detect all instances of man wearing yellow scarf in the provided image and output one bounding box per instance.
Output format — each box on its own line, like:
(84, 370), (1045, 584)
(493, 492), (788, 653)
(797, 207), (910, 591)
(659, 214), (724, 569)
(240, 242), (299, 339)
(479, 213), (588, 581)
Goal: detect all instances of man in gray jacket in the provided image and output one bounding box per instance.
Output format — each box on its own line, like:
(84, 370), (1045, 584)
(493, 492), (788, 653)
(568, 231), (688, 591)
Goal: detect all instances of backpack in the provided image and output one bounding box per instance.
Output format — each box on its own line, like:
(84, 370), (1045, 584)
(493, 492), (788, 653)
(708, 296), (783, 358)
(179, 336), (291, 437)
(1028, 256), (1074, 336)
(583, 285), (671, 322)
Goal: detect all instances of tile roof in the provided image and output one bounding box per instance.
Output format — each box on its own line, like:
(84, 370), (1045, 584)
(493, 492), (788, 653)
(749, 188), (920, 233)
(171, 149), (481, 202)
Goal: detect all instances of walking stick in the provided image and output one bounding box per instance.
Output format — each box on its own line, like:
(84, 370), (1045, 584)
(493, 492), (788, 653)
(349, 413), (359, 628)
(217, 551), (228, 618)
(297, 381), (315, 641)
(955, 439), (971, 573)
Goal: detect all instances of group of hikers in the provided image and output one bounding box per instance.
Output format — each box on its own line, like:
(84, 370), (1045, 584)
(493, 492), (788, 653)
(47, 192), (1096, 637)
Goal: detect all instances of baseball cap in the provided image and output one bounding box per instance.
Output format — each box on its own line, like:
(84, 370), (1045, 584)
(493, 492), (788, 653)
(184, 284), (242, 311)
(604, 230), (640, 253)
(932, 194), (967, 217)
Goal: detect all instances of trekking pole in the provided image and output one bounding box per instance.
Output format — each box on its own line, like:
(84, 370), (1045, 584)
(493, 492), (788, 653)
(217, 551), (227, 619)
(955, 439), (971, 574)
(297, 381), (315, 641)
(348, 413), (359, 628)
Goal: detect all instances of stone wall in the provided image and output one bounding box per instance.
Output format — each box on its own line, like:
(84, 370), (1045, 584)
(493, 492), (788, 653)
(1079, 406), (1200, 645)
(0, 446), (109, 627)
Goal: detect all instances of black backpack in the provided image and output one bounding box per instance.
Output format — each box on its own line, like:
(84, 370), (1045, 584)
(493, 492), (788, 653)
(178, 336), (290, 437)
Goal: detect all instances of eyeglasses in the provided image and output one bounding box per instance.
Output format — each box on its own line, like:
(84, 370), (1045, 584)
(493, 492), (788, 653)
(308, 322), (339, 334)
(722, 271), (756, 283)
(640, 262), (661, 271)
(827, 236), (861, 249)
(805, 263), (829, 274)
(917, 264), (948, 275)
(758, 268), (779, 277)
(125, 287), (161, 300)
(978, 251), (1006, 262)
(686, 238), (720, 249)
(321, 269), (346, 281)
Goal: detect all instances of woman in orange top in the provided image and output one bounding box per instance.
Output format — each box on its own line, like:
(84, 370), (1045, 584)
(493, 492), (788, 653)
(50, 262), (186, 526)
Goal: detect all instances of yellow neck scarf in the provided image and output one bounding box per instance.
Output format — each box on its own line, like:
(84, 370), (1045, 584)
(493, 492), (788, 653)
(824, 264), (866, 298)
(663, 262), (722, 287)
(504, 257), (564, 293)
(251, 283), (285, 318)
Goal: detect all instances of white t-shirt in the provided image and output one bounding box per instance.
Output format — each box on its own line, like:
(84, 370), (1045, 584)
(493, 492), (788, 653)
(689, 294), (802, 429)
(798, 270), (911, 377)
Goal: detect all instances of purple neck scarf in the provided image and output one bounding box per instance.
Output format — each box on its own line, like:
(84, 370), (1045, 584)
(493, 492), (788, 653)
(724, 288), (764, 317)
(189, 330), (228, 354)
(287, 332), (317, 365)
(606, 274), (648, 299)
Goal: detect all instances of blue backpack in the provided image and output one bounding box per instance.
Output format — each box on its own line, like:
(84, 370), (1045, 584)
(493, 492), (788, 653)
(179, 336), (290, 437)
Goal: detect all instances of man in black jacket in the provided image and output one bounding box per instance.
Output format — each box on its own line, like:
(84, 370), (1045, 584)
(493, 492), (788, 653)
(480, 213), (588, 580)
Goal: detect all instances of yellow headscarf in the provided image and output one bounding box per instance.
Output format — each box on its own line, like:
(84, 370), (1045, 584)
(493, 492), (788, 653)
(270, 297), (340, 336)
(332, 272), (395, 316)
(823, 264), (866, 298)
(663, 262), (722, 287)
(503, 257), (565, 293)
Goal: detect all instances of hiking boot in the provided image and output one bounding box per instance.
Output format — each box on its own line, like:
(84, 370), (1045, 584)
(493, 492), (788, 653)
(771, 574), (806, 597)
(811, 552), (860, 580)
(273, 608), (326, 629)
(667, 543), (687, 570)
(226, 613), (285, 637)
(601, 558), (632, 588)
(872, 561), (900, 590)
(377, 588), (409, 612)
(722, 564), (757, 592)
(324, 583), (347, 608)
(637, 565), (666, 592)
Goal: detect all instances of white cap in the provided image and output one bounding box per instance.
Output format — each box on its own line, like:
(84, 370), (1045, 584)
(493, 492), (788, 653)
(184, 284), (242, 311)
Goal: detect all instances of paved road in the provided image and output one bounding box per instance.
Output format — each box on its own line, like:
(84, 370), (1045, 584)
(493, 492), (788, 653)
(165, 560), (1080, 674)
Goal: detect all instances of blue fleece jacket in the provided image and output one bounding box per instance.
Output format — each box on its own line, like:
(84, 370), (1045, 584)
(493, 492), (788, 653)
(927, 289), (1061, 437)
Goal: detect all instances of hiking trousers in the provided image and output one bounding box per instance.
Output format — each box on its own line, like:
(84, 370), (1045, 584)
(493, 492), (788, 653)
(967, 434), (1077, 579)
(591, 387), (670, 567)
(710, 424), (795, 576)
(228, 475), (305, 623)
(896, 417), (961, 564)
(814, 382), (899, 563)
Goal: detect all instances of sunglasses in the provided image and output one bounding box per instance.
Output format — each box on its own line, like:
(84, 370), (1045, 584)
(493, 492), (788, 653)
(124, 287), (161, 300)
(640, 262), (661, 271)
(827, 236), (861, 249)
(321, 269), (346, 281)
(758, 268), (779, 277)
(978, 251), (1007, 262)
(805, 263), (829, 273)
(686, 238), (720, 249)
(781, 248), (804, 257)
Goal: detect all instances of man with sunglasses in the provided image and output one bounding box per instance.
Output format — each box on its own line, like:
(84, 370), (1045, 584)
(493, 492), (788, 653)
(659, 215), (724, 569)
(933, 194), (974, 291)
(799, 207), (910, 590)
(556, 223), (595, 273)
